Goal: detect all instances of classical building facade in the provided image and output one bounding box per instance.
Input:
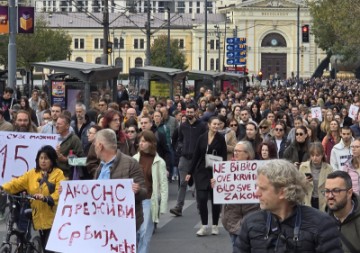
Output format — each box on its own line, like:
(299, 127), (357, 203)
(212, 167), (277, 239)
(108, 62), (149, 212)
(39, 0), (324, 79)
(219, 0), (326, 79)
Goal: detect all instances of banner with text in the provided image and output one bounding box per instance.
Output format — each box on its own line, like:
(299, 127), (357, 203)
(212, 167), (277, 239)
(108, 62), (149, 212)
(46, 179), (136, 253)
(213, 160), (266, 204)
(0, 132), (58, 184)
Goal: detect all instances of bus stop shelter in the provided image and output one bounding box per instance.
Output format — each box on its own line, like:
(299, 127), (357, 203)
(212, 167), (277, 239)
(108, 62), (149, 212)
(32, 60), (122, 109)
(130, 66), (188, 98)
(189, 70), (246, 96)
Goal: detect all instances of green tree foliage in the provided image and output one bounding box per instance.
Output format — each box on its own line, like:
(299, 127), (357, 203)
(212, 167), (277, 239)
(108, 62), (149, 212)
(150, 35), (188, 70)
(0, 16), (71, 70)
(308, 0), (360, 60)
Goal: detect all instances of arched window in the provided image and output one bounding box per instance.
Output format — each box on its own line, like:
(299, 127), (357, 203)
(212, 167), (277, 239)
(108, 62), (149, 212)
(95, 57), (101, 64)
(210, 58), (215, 70)
(75, 57), (83, 62)
(115, 57), (123, 72)
(261, 33), (287, 47)
(135, 57), (143, 67)
(216, 58), (219, 71)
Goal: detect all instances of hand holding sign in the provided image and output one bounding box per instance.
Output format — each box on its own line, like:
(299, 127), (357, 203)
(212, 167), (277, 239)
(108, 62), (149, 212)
(349, 104), (359, 121)
(311, 107), (322, 122)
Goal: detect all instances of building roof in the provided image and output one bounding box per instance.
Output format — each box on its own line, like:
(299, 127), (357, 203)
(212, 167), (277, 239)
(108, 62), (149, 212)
(190, 70), (245, 81)
(40, 12), (226, 29)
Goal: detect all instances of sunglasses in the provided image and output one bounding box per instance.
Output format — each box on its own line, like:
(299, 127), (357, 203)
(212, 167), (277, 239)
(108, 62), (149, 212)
(259, 126), (268, 129)
(296, 132), (304, 136)
(275, 128), (284, 132)
(230, 124), (238, 127)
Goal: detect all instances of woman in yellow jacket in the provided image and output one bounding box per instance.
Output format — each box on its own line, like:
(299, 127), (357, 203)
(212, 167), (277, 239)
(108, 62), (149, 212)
(299, 142), (333, 211)
(1, 145), (65, 253)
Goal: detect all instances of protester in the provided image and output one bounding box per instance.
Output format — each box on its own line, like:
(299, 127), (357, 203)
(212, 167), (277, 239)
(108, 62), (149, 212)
(186, 116), (227, 236)
(169, 105), (206, 217)
(234, 160), (343, 252)
(325, 171), (360, 252)
(1, 145), (65, 253)
(220, 141), (259, 245)
(217, 115), (237, 160)
(342, 138), (360, 195)
(284, 125), (310, 166)
(258, 141), (277, 160)
(322, 119), (341, 163)
(93, 129), (147, 231)
(84, 125), (102, 156)
(133, 130), (168, 253)
(330, 126), (353, 171)
(299, 142), (333, 211)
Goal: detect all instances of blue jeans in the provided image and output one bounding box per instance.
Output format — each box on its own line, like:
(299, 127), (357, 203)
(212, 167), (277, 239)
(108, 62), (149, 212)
(137, 199), (154, 253)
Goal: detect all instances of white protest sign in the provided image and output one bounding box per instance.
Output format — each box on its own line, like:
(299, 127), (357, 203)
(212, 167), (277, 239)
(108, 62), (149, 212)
(213, 160), (266, 204)
(349, 104), (359, 121)
(0, 131), (58, 184)
(311, 107), (322, 122)
(46, 179), (136, 253)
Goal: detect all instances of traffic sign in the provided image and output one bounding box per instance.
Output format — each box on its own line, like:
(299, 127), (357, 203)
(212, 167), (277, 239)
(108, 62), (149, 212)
(226, 38), (235, 44)
(227, 59), (235, 65)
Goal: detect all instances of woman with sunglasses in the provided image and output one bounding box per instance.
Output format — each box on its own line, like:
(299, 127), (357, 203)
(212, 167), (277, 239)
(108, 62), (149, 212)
(284, 126), (310, 167)
(228, 118), (240, 140)
(258, 119), (272, 142)
(299, 142), (333, 211)
(342, 138), (360, 195)
(269, 120), (288, 158)
(218, 115), (237, 161)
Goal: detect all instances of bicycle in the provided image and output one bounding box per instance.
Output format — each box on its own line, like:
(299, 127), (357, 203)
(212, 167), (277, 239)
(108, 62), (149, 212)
(0, 193), (43, 253)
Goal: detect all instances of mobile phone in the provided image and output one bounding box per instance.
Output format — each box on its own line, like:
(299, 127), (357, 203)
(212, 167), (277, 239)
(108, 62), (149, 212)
(305, 173), (313, 179)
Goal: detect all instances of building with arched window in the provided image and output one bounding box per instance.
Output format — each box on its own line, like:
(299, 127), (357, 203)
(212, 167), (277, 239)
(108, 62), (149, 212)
(41, 0), (325, 79)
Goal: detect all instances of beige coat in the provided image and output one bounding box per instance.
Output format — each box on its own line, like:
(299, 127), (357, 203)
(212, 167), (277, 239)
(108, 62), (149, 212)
(225, 129), (237, 160)
(299, 161), (333, 212)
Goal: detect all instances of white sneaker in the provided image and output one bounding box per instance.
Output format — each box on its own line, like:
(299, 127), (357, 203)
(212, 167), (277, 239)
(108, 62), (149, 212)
(211, 225), (219, 235)
(196, 225), (208, 236)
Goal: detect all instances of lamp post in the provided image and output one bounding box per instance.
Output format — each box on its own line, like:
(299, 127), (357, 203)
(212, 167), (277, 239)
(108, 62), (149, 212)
(8, 0), (17, 89)
(167, 7), (171, 67)
(297, 5), (300, 84)
(204, 0), (208, 71)
(215, 25), (221, 72)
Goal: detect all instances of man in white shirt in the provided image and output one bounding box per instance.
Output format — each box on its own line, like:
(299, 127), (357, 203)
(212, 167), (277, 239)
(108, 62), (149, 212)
(330, 126), (353, 171)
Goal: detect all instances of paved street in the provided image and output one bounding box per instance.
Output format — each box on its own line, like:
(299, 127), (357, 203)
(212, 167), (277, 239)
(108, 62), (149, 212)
(150, 182), (232, 253)
(0, 182), (232, 253)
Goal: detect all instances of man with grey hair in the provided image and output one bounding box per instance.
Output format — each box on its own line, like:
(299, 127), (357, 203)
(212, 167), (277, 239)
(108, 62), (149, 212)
(234, 159), (343, 253)
(93, 129), (147, 231)
(70, 102), (94, 151)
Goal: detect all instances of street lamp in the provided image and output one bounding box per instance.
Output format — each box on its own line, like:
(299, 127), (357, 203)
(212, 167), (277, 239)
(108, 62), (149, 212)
(214, 25), (221, 72)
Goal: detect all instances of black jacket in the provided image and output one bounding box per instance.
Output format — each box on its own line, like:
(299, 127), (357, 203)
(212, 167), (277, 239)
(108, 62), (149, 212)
(235, 205), (343, 253)
(269, 136), (288, 159)
(189, 131), (227, 190)
(329, 194), (360, 253)
(178, 119), (206, 160)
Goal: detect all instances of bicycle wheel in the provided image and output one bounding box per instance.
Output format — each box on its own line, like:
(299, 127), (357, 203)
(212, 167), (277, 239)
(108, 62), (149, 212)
(0, 244), (11, 253)
(26, 236), (43, 253)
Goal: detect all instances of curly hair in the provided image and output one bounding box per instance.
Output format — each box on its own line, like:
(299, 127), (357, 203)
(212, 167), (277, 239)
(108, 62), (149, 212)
(257, 160), (307, 205)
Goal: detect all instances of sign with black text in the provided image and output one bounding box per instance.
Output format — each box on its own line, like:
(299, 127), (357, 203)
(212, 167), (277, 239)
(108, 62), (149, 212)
(213, 160), (266, 204)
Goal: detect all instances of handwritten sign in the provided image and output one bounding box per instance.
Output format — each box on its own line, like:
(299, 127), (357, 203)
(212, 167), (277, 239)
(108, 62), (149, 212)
(46, 179), (136, 253)
(0, 132), (58, 184)
(213, 160), (266, 204)
(311, 107), (322, 122)
(349, 104), (359, 121)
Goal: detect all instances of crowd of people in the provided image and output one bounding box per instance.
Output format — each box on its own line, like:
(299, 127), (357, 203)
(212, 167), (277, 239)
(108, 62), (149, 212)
(0, 78), (359, 252)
